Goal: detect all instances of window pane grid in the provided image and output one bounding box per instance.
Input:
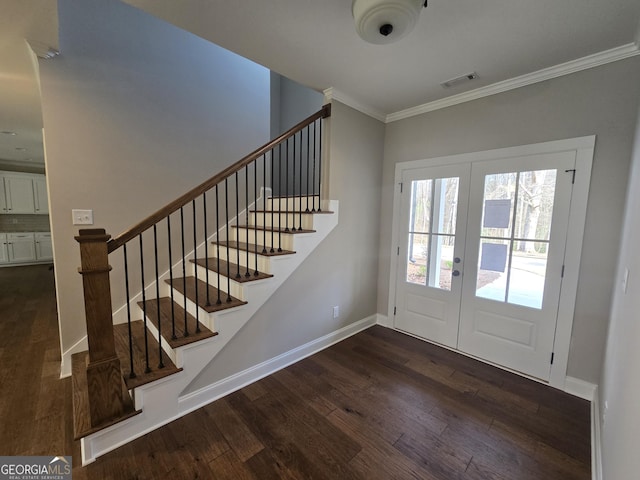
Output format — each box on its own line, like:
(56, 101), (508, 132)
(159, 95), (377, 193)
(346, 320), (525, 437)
(476, 169), (557, 309)
(406, 177), (459, 291)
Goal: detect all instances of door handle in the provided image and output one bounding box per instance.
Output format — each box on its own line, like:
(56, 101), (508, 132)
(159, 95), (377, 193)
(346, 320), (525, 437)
(452, 270), (461, 277)
(454, 257), (461, 263)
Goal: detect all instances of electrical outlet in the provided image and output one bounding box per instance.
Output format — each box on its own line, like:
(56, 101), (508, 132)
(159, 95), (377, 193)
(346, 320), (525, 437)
(72, 209), (94, 225)
(333, 306), (339, 319)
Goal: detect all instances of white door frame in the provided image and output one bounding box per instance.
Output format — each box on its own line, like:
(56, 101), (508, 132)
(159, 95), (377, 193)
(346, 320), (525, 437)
(387, 136), (595, 390)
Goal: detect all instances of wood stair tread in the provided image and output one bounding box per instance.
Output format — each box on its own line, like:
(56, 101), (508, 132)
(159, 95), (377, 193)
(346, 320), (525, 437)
(190, 257), (273, 283)
(167, 276), (247, 313)
(233, 224), (316, 234)
(72, 351), (140, 440)
(113, 321), (182, 390)
(213, 240), (295, 256)
(138, 298), (218, 349)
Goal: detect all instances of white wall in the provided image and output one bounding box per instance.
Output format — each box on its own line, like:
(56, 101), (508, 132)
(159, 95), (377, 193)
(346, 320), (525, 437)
(185, 101), (384, 391)
(38, 0), (270, 359)
(379, 57), (640, 383)
(599, 98), (640, 479)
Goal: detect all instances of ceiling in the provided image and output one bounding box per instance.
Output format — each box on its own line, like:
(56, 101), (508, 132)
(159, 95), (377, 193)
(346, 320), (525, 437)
(1, 0), (639, 169)
(0, 0), (57, 170)
(124, 0), (640, 119)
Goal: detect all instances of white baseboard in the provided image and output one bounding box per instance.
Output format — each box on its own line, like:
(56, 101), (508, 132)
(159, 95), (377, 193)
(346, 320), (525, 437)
(178, 314), (378, 414)
(591, 385), (602, 480)
(564, 376), (597, 401)
(375, 313), (393, 328)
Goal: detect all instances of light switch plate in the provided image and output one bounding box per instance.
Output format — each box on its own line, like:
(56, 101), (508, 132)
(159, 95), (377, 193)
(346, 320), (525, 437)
(72, 209), (94, 225)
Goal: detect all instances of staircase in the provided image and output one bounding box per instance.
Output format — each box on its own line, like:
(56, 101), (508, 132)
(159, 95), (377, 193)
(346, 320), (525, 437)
(71, 107), (336, 465)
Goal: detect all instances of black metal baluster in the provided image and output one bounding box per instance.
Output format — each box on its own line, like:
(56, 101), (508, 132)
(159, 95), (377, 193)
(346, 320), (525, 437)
(262, 153), (267, 254)
(312, 121), (317, 212)
(265, 148), (275, 253)
(245, 167), (250, 277)
(153, 225), (164, 368)
(277, 145), (282, 252)
(167, 216), (177, 340)
(318, 118), (323, 212)
(225, 178), (232, 302)
(292, 133), (297, 232)
(215, 184), (222, 305)
(253, 159), (259, 276)
(180, 207), (189, 337)
(285, 138), (290, 232)
(299, 130), (304, 228)
(306, 126), (311, 212)
(123, 244), (136, 378)
(139, 234), (151, 373)
(235, 172), (241, 279)
(192, 199), (201, 333)
(203, 192), (210, 307)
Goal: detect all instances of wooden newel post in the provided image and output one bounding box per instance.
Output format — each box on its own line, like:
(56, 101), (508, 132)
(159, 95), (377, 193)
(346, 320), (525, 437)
(76, 228), (127, 428)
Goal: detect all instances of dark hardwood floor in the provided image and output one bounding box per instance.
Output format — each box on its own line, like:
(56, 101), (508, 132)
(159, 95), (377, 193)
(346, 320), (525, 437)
(1, 265), (591, 479)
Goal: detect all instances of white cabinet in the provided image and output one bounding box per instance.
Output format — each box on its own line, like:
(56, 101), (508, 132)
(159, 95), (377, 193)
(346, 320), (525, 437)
(35, 233), (53, 261)
(7, 233), (36, 263)
(33, 177), (49, 214)
(3, 175), (36, 214)
(0, 234), (8, 264)
(0, 172), (48, 215)
(0, 181), (6, 213)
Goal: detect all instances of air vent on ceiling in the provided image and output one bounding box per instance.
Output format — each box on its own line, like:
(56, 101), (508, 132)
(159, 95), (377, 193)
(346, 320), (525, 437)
(441, 72), (478, 89)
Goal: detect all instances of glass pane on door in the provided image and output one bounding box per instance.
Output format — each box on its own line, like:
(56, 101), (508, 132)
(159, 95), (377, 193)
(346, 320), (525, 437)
(475, 169), (558, 309)
(406, 177), (459, 291)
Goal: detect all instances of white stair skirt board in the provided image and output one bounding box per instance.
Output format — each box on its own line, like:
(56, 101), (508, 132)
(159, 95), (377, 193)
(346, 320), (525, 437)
(80, 200), (339, 466)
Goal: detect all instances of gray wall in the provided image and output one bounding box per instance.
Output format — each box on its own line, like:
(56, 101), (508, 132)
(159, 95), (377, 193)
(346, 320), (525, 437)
(599, 98), (640, 479)
(39, 0), (270, 358)
(378, 57), (640, 383)
(270, 73), (323, 138)
(186, 101), (384, 390)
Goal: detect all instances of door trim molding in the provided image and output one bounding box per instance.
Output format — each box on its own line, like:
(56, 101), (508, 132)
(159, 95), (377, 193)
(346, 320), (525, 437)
(388, 136), (595, 390)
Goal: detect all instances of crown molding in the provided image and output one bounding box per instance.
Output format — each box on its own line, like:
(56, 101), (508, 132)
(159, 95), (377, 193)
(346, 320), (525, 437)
(386, 42), (640, 123)
(323, 87), (386, 122)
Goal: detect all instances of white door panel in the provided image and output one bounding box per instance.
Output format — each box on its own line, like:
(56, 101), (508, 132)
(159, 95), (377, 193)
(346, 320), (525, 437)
(395, 164), (470, 348)
(458, 151), (576, 380)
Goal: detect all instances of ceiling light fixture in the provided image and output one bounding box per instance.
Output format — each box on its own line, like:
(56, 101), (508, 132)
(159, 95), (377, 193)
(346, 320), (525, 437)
(15, 147), (28, 151)
(352, 0), (427, 44)
(1, 131), (17, 136)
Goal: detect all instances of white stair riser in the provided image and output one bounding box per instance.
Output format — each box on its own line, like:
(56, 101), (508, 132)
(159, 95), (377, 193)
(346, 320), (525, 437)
(192, 264), (246, 299)
(266, 196), (319, 211)
(167, 289), (216, 332)
(214, 247), (272, 271)
(233, 228), (294, 250)
(250, 212), (315, 230)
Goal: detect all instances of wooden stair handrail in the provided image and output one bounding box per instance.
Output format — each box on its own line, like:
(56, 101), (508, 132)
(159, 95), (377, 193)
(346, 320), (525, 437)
(107, 104), (331, 253)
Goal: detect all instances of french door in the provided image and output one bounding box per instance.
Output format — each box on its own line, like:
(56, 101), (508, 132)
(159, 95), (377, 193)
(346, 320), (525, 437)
(395, 150), (576, 381)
